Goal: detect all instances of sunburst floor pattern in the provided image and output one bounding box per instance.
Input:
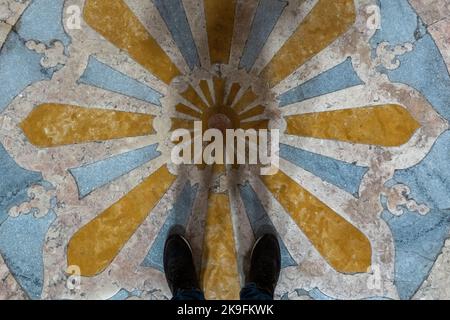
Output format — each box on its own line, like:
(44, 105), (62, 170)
(173, 76), (269, 133)
(3, 0), (449, 300)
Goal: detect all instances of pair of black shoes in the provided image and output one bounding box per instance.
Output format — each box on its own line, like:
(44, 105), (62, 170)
(163, 225), (281, 299)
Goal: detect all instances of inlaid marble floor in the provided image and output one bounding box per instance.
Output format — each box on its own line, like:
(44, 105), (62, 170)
(1, 0), (450, 300)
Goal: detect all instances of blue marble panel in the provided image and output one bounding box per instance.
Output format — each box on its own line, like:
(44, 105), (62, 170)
(70, 144), (161, 199)
(393, 132), (450, 209)
(142, 182), (198, 271)
(387, 35), (450, 121)
(382, 131), (450, 300)
(371, 0), (450, 121)
(0, 0), (70, 111)
(78, 56), (164, 106)
(279, 144), (368, 197)
(382, 208), (450, 300)
(239, 0), (288, 71)
(0, 32), (53, 112)
(0, 211), (56, 300)
(0, 143), (55, 300)
(277, 58), (364, 107)
(239, 183), (297, 269)
(153, 0), (200, 70)
(0, 144), (43, 225)
(15, 0), (71, 47)
(370, 0), (421, 46)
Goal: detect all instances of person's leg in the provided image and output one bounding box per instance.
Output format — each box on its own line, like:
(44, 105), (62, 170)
(240, 283), (274, 300)
(164, 226), (205, 301)
(171, 288), (205, 301)
(241, 226), (281, 301)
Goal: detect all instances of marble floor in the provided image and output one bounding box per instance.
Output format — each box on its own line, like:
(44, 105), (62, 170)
(1, 0), (450, 300)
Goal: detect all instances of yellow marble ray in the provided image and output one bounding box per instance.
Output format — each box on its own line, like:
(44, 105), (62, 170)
(201, 193), (241, 300)
(204, 0), (237, 64)
(21, 104), (154, 147)
(67, 165), (176, 277)
(261, 0), (356, 87)
(233, 88), (258, 114)
(176, 103), (203, 119)
(171, 118), (195, 131)
(226, 82), (241, 106)
(262, 171), (372, 273)
(285, 104), (421, 147)
(199, 80), (214, 107)
(83, 0), (181, 84)
(239, 105), (266, 120)
(213, 77), (226, 106)
(181, 85), (209, 111)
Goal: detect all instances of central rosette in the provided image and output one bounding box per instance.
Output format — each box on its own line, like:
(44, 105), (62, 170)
(207, 112), (234, 132)
(162, 69), (279, 171)
(174, 76), (269, 132)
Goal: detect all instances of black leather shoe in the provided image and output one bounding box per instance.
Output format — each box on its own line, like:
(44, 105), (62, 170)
(163, 226), (200, 294)
(246, 225), (281, 298)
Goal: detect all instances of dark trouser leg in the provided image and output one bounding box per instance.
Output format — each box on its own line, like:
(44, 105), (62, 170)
(240, 283), (273, 301)
(172, 288), (206, 301)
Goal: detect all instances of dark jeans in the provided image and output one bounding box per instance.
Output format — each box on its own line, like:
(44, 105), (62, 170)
(172, 283), (273, 300)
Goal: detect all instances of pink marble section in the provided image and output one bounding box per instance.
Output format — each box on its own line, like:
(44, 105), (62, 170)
(0, 255), (27, 300)
(409, 0), (450, 25)
(429, 18), (450, 67)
